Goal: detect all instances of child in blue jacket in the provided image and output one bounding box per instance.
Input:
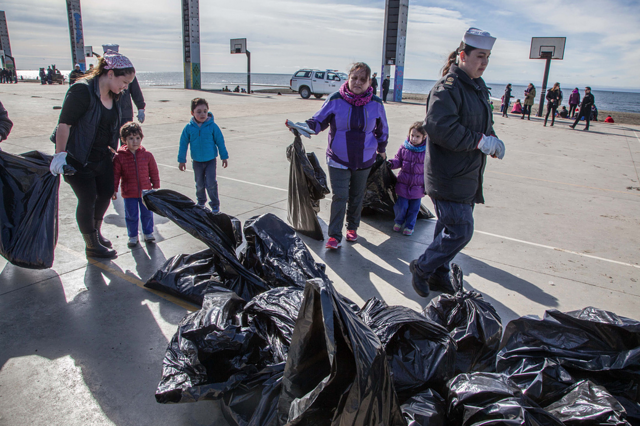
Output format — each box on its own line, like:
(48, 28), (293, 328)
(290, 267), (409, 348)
(178, 98), (229, 212)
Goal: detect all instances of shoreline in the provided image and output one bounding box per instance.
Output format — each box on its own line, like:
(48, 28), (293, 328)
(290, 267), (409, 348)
(253, 88), (640, 126)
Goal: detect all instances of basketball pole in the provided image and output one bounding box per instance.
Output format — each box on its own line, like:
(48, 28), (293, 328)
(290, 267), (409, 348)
(246, 50), (251, 94)
(537, 53), (552, 117)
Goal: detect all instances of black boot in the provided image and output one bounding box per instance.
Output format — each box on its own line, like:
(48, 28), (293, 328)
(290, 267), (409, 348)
(95, 219), (112, 248)
(82, 231), (117, 259)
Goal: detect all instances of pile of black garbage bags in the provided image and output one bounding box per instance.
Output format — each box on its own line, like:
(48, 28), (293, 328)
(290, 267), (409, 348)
(143, 189), (640, 426)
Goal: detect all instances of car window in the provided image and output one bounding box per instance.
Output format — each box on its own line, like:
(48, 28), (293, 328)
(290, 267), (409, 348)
(327, 72), (339, 81)
(315, 72), (325, 79)
(338, 73), (348, 81)
(295, 71), (311, 78)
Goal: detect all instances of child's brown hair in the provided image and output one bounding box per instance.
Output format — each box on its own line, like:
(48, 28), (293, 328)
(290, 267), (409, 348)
(120, 121), (144, 140)
(191, 98), (209, 112)
(409, 121), (427, 137)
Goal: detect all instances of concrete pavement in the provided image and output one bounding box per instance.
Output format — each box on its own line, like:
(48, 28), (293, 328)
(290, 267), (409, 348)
(1, 83), (639, 425)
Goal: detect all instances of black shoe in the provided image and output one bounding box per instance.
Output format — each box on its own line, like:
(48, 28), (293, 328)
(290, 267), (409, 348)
(427, 274), (456, 295)
(409, 260), (430, 297)
(94, 219), (112, 248)
(83, 231), (117, 259)
(570, 125), (575, 130)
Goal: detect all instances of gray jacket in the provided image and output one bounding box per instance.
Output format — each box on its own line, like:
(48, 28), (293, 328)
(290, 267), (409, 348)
(120, 76), (145, 123)
(423, 64), (494, 204)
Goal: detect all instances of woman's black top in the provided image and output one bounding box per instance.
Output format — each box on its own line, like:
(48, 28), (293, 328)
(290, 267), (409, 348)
(59, 83), (118, 164)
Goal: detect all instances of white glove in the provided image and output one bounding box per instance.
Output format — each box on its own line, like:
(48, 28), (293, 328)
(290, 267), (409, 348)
(477, 135), (505, 159)
(50, 152), (68, 176)
(137, 109), (145, 123)
(285, 119), (314, 139)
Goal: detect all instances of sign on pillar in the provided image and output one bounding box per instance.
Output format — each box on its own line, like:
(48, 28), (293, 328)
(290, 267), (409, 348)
(66, 0), (87, 71)
(182, 0), (201, 90)
(381, 0), (409, 102)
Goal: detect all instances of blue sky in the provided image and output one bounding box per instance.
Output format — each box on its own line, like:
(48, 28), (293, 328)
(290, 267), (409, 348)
(2, 0), (639, 89)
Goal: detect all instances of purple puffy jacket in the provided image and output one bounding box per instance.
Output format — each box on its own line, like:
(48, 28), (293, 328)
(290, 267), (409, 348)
(389, 141), (426, 200)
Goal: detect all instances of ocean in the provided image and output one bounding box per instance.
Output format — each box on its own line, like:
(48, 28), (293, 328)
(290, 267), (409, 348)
(17, 70), (640, 114)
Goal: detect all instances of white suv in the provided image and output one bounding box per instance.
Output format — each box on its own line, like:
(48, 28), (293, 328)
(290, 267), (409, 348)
(290, 69), (348, 99)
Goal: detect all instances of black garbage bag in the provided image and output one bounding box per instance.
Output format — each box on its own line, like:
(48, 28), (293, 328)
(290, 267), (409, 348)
(496, 307), (640, 405)
(242, 213), (328, 288)
(423, 264), (502, 374)
(400, 389), (446, 426)
(221, 363), (285, 426)
(229, 215), (244, 249)
(243, 286), (305, 363)
(361, 155), (434, 219)
(155, 291), (270, 403)
(144, 249), (230, 307)
(359, 297), (456, 400)
(286, 134), (330, 240)
(0, 150), (60, 269)
(143, 189), (269, 301)
(278, 278), (405, 425)
(543, 380), (630, 426)
(447, 372), (564, 426)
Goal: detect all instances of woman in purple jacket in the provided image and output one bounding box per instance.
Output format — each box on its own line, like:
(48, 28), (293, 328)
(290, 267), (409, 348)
(286, 62), (389, 249)
(389, 122), (427, 236)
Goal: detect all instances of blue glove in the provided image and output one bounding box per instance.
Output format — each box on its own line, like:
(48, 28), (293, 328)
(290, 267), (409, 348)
(477, 135), (505, 159)
(285, 119), (314, 139)
(137, 109), (145, 123)
(50, 152), (68, 175)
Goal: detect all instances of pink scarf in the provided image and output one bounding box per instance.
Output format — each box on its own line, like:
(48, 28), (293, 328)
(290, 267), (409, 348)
(339, 82), (373, 107)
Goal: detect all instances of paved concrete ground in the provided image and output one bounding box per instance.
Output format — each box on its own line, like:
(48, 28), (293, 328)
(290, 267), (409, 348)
(1, 83), (639, 425)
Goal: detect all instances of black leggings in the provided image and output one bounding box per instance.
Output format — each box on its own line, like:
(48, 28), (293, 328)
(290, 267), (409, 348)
(522, 104), (532, 119)
(64, 157), (114, 234)
(544, 104), (557, 126)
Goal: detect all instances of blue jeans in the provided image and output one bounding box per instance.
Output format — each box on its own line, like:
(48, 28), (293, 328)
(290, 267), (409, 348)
(192, 159), (219, 211)
(415, 198), (474, 281)
(124, 197), (154, 237)
(394, 196), (421, 230)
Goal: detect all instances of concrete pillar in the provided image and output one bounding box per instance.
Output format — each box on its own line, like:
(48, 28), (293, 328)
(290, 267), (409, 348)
(181, 0), (201, 90)
(0, 11), (15, 71)
(65, 0), (87, 71)
(380, 0), (409, 102)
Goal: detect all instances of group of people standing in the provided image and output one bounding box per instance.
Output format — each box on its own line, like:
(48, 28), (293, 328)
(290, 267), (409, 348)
(501, 82), (596, 130)
(370, 72), (392, 103)
(0, 68), (16, 83)
(286, 27), (505, 297)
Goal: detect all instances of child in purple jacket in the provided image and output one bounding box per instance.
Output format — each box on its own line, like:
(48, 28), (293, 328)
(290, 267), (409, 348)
(389, 122), (427, 235)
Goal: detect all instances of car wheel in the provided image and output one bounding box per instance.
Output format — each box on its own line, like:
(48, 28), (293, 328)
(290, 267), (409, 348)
(299, 86), (311, 99)
(314, 94), (323, 99)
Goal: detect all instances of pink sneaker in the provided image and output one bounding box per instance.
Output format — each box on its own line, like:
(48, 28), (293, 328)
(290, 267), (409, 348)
(393, 224), (402, 232)
(325, 237), (342, 249)
(402, 228), (414, 236)
(345, 230), (358, 242)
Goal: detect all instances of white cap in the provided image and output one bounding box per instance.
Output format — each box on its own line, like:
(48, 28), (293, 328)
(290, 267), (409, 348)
(75, 63), (80, 68)
(102, 44), (119, 54)
(462, 28), (496, 50)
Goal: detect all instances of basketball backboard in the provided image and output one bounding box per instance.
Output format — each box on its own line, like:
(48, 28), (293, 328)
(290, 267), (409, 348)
(84, 46), (93, 57)
(530, 37), (566, 60)
(230, 38), (247, 54)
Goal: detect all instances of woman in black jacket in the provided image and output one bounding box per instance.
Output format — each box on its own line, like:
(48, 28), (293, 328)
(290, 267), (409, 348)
(544, 82), (561, 127)
(50, 51), (136, 259)
(409, 28), (505, 297)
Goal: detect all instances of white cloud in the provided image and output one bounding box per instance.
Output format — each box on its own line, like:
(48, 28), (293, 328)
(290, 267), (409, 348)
(2, 0), (638, 89)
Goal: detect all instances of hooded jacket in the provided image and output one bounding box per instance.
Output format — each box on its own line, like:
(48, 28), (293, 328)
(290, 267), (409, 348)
(113, 145), (160, 198)
(178, 112), (228, 163)
(569, 90), (580, 106)
(423, 64), (494, 204)
(389, 140), (426, 199)
(306, 92), (388, 170)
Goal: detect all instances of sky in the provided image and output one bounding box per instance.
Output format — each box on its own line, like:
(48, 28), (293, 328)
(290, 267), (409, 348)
(2, 0), (639, 90)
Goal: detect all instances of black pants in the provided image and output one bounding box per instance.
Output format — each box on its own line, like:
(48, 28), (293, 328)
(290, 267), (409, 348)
(383, 88), (389, 102)
(544, 104), (557, 126)
(521, 104), (532, 119)
(569, 104), (577, 118)
(64, 157), (115, 234)
(572, 108), (591, 130)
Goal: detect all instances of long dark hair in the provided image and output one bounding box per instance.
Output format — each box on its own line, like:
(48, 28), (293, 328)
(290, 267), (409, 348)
(442, 42), (478, 76)
(80, 55), (135, 99)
